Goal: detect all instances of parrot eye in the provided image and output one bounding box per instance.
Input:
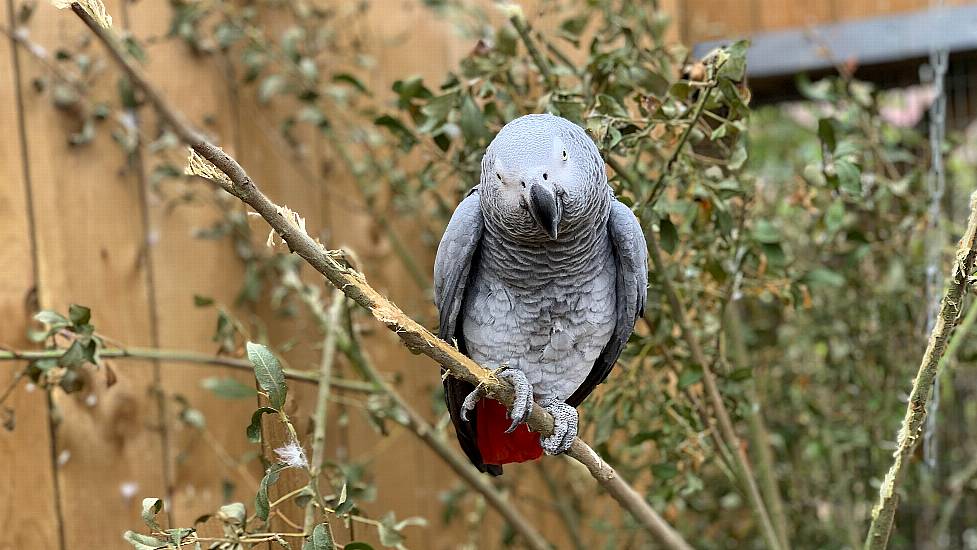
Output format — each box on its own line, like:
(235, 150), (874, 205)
(543, 173), (548, 180)
(520, 181), (526, 188)
(561, 150), (568, 161)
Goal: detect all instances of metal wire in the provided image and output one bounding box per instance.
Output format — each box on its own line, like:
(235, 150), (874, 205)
(922, 28), (949, 470)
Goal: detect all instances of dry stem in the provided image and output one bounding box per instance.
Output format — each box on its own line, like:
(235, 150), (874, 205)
(864, 192), (977, 550)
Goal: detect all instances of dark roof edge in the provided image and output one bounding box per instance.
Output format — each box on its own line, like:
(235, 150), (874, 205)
(692, 5), (977, 79)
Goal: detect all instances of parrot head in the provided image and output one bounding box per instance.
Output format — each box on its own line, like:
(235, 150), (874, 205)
(479, 113), (606, 242)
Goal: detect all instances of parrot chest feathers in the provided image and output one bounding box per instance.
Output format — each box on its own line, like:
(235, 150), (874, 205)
(461, 239), (617, 402)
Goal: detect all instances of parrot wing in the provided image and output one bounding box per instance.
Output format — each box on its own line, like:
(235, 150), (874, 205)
(566, 197), (648, 407)
(433, 187), (503, 475)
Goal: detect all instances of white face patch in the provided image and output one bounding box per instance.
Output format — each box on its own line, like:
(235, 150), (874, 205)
(552, 136), (567, 163)
(493, 156), (507, 183)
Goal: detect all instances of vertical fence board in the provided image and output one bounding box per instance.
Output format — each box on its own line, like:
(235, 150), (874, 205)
(124, 0), (264, 530)
(12, 3), (166, 546)
(0, 4), (61, 548)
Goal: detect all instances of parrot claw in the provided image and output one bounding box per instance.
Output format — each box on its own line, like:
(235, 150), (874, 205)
(460, 384), (486, 422)
(539, 399), (578, 455)
(499, 369), (534, 433)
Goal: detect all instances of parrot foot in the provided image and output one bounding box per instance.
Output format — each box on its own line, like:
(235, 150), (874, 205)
(539, 398), (578, 455)
(499, 368), (534, 433)
(459, 384), (486, 422)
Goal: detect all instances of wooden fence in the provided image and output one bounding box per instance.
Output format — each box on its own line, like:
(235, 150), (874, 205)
(0, 0), (965, 548)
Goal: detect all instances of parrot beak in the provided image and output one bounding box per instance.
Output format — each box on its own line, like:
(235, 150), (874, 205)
(528, 182), (562, 240)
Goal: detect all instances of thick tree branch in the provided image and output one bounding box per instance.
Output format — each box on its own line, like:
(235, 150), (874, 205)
(67, 4), (692, 549)
(864, 191), (977, 550)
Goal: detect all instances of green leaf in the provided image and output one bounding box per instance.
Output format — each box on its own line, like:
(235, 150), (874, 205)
(193, 295), (214, 307)
(728, 145), (748, 170)
(804, 268), (846, 288)
(378, 512), (405, 547)
(122, 531), (165, 550)
(752, 220), (780, 244)
(718, 40), (749, 81)
(824, 200), (845, 233)
(255, 463), (286, 521)
(58, 339), (96, 369)
(247, 342), (287, 409)
(418, 92), (458, 134)
(659, 217), (678, 254)
(247, 406), (278, 443)
(259, 74), (286, 104)
(344, 544), (376, 550)
(558, 14), (589, 42)
(459, 95), (487, 143)
(141, 497), (163, 531)
(332, 73), (369, 94)
(202, 377), (258, 399)
(652, 462), (679, 480)
(34, 310), (69, 326)
(796, 73), (836, 101)
(335, 482), (354, 516)
(68, 304), (91, 326)
(817, 118), (838, 153)
(596, 94), (628, 118)
(303, 523), (334, 550)
(374, 115), (417, 151)
(729, 367), (753, 381)
(678, 367), (702, 389)
(835, 160), (861, 194)
(391, 76), (432, 108)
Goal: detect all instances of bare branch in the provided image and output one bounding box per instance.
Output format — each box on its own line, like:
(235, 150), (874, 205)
(304, 289), (345, 533)
(0, 347), (374, 391)
(66, 4), (692, 548)
(865, 191), (977, 550)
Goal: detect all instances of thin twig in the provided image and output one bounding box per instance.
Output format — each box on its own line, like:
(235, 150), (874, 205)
(68, 5), (692, 547)
(304, 289), (345, 533)
(0, 346), (373, 391)
(0, 367), (26, 408)
(612, 154), (781, 549)
(647, 227), (782, 550)
(535, 461), (586, 550)
(933, 450), (977, 545)
(509, 15), (553, 87)
(726, 303), (790, 549)
(865, 193), (977, 550)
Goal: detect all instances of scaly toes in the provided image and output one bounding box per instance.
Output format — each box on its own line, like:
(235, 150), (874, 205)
(540, 400), (578, 455)
(499, 369), (533, 433)
(460, 386), (485, 422)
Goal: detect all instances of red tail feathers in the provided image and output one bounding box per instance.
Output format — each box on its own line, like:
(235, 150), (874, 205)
(475, 398), (543, 465)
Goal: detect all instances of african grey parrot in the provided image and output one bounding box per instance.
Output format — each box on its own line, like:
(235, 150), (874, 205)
(434, 113), (648, 475)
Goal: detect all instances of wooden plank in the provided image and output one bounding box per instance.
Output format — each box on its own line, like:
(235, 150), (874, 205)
(0, 2), (62, 547)
(123, 0), (262, 530)
(682, 0), (759, 42)
(12, 3), (166, 546)
(756, 0), (835, 32)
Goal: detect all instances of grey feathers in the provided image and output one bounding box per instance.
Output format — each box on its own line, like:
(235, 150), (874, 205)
(434, 113), (649, 473)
